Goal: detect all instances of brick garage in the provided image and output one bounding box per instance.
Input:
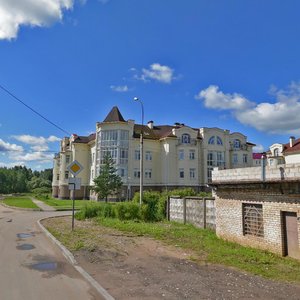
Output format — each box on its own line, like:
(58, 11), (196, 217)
(212, 164), (300, 259)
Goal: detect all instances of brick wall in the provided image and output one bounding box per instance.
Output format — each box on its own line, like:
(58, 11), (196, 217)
(213, 164), (300, 257)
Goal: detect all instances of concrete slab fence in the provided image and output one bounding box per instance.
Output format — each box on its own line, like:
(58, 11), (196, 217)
(167, 196), (216, 230)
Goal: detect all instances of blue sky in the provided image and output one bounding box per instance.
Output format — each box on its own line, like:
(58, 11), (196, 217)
(1, 0), (300, 170)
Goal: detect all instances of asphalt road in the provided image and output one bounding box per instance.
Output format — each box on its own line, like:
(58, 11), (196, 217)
(0, 205), (103, 300)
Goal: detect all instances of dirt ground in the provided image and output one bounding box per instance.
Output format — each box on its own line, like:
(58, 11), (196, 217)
(43, 217), (300, 300)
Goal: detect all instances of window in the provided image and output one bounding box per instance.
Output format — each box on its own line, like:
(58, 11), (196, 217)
(179, 149), (184, 160)
(207, 167), (214, 182)
(92, 153), (95, 164)
(134, 169), (140, 178)
(91, 170), (94, 179)
(179, 168), (184, 178)
(216, 152), (225, 167)
(66, 155), (70, 164)
(274, 148), (279, 157)
(243, 154), (248, 164)
(243, 204), (264, 237)
(119, 168), (126, 177)
(208, 136), (215, 145)
(65, 171), (69, 179)
(145, 169), (152, 179)
(233, 153), (238, 164)
(216, 136), (223, 145)
(207, 152), (214, 166)
(56, 174), (59, 181)
(145, 151), (152, 161)
(233, 139), (241, 149)
(135, 150), (140, 160)
(100, 148), (117, 164)
(190, 168), (196, 179)
(181, 134), (191, 144)
(120, 148), (128, 164)
(189, 150), (195, 160)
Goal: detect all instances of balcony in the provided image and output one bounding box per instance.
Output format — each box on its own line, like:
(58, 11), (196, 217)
(177, 138), (197, 146)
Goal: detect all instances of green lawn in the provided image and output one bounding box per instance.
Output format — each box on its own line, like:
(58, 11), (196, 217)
(92, 218), (300, 283)
(2, 197), (39, 209)
(37, 197), (89, 210)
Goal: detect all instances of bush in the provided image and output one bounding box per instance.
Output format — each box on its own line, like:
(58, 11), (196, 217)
(75, 202), (103, 220)
(32, 187), (51, 194)
(99, 203), (116, 218)
(116, 202), (140, 221)
(133, 191), (163, 222)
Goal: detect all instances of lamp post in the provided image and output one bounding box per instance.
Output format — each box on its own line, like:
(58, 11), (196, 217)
(134, 97), (144, 206)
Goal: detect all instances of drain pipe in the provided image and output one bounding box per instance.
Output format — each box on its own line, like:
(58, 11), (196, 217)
(261, 152), (267, 182)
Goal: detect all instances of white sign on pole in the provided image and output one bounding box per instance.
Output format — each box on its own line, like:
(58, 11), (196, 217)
(68, 178), (81, 190)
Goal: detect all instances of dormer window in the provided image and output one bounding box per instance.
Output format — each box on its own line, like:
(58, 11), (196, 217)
(217, 136), (223, 145)
(181, 134), (191, 144)
(234, 139), (241, 149)
(208, 136), (215, 145)
(274, 148), (279, 157)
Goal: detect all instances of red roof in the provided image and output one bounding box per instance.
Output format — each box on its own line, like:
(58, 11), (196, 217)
(283, 138), (300, 154)
(253, 153), (263, 159)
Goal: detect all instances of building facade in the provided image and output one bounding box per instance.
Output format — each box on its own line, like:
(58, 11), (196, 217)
(267, 136), (300, 166)
(52, 106), (255, 200)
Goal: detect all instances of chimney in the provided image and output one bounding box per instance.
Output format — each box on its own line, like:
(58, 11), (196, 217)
(147, 120), (154, 129)
(290, 136), (295, 147)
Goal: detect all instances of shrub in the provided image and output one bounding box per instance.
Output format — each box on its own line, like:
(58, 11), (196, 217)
(75, 202), (103, 220)
(99, 203), (116, 218)
(116, 202), (140, 221)
(133, 191), (163, 222)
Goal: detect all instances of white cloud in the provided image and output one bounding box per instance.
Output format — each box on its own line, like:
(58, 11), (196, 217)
(135, 63), (175, 84)
(0, 161), (25, 168)
(0, 0), (74, 40)
(9, 151), (54, 162)
(195, 85), (254, 110)
(253, 144), (264, 153)
(110, 85), (129, 92)
(0, 139), (23, 152)
(197, 82), (300, 134)
(12, 134), (60, 145)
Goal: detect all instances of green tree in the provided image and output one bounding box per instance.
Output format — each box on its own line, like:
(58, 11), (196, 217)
(92, 155), (123, 202)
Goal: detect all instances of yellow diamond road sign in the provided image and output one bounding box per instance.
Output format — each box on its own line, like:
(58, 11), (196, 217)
(67, 160), (84, 176)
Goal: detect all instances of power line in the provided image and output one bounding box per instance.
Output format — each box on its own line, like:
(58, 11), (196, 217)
(0, 83), (71, 136)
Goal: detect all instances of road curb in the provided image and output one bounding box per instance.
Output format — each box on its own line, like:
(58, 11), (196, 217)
(0, 202), (41, 211)
(37, 216), (115, 300)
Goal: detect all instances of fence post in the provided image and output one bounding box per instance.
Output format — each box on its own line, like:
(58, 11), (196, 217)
(203, 197), (207, 229)
(167, 196), (170, 221)
(183, 197), (186, 224)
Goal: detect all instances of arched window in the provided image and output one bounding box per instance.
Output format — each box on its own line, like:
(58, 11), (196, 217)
(217, 136), (223, 145)
(208, 136), (215, 145)
(234, 139), (241, 149)
(181, 134), (190, 144)
(274, 148), (279, 157)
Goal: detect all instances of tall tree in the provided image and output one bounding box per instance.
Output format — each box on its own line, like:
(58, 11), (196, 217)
(92, 155), (123, 202)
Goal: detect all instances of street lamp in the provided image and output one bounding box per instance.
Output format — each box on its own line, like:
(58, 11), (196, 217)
(134, 97), (144, 206)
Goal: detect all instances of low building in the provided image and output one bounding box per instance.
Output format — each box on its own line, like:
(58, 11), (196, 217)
(52, 106), (255, 200)
(267, 136), (300, 166)
(212, 163), (300, 260)
(252, 153), (263, 166)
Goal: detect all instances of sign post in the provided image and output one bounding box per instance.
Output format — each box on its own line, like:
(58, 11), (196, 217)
(67, 160), (84, 231)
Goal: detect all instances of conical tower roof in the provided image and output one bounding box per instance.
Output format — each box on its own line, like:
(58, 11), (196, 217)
(103, 106), (125, 122)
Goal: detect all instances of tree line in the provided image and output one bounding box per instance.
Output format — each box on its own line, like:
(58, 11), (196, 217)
(0, 166), (52, 194)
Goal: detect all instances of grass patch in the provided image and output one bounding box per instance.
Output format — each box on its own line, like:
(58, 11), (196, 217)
(2, 197), (39, 209)
(95, 218), (300, 283)
(36, 196), (88, 210)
